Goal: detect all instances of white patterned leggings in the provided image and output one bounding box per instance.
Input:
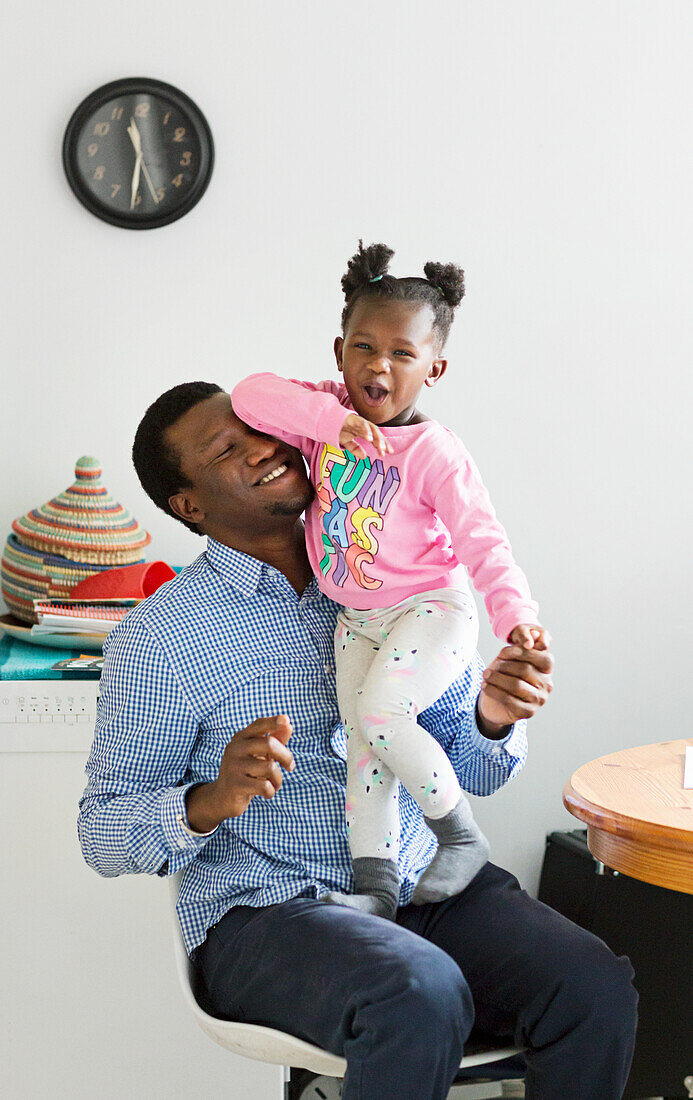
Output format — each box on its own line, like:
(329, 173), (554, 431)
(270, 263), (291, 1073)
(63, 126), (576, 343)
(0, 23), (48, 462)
(335, 586), (479, 863)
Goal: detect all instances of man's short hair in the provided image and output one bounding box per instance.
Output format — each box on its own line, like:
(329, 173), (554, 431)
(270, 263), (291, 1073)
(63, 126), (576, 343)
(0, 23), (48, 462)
(132, 381), (223, 535)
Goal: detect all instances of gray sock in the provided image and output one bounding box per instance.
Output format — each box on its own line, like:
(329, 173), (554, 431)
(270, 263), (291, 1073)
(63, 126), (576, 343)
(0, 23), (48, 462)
(411, 795), (489, 905)
(322, 856), (399, 920)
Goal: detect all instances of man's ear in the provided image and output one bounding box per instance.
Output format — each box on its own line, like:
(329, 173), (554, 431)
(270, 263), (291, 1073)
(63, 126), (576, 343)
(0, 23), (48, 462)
(424, 358), (447, 387)
(334, 336), (344, 371)
(169, 490), (205, 529)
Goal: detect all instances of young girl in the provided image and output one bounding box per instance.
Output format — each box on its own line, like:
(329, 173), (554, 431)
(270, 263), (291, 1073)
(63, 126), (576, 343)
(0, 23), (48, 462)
(232, 241), (548, 919)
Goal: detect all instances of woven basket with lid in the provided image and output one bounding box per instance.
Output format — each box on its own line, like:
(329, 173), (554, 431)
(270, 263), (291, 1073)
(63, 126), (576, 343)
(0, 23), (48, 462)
(1, 456), (150, 622)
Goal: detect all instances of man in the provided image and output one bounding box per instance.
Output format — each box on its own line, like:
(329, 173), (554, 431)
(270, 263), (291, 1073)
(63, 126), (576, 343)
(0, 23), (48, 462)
(78, 382), (637, 1100)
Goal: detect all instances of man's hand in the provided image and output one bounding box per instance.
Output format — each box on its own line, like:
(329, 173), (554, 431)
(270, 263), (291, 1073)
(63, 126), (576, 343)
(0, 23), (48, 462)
(477, 646), (554, 738)
(185, 716), (294, 833)
(339, 413), (392, 460)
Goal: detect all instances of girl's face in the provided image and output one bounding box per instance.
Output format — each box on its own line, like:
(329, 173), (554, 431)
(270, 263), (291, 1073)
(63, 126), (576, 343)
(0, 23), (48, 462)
(334, 299), (447, 427)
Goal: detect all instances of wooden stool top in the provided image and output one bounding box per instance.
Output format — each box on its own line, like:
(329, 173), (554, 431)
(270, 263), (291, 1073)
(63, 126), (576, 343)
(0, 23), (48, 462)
(563, 739), (693, 894)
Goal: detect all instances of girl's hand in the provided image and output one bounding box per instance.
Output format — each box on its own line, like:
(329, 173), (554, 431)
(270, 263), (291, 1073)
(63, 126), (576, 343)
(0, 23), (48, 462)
(340, 413), (392, 461)
(509, 624), (551, 651)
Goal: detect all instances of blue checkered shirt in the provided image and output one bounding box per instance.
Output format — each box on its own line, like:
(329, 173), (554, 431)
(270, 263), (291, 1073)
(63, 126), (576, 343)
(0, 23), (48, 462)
(78, 537), (528, 956)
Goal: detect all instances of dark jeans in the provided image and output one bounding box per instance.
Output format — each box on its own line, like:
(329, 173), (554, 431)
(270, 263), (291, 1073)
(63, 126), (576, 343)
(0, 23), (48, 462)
(195, 862), (638, 1100)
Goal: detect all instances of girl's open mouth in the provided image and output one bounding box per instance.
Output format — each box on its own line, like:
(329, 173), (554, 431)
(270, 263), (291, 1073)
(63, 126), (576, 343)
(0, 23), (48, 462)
(361, 384), (389, 407)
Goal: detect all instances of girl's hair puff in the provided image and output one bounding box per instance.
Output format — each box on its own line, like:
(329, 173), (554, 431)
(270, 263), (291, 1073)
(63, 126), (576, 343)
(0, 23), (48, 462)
(340, 240), (465, 349)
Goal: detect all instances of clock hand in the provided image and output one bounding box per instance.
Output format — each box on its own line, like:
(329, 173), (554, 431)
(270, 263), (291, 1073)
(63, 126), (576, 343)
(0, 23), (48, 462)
(128, 118), (159, 204)
(127, 119), (141, 155)
(140, 159), (159, 204)
(130, 152), (142, 210)
(127, 121), (143, 209)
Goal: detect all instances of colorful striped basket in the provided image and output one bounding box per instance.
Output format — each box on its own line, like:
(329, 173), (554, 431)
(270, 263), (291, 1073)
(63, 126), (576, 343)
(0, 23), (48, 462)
(1, 456), (151, 623)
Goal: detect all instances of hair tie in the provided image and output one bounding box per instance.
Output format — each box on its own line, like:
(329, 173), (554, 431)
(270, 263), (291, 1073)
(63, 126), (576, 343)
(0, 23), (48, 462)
(369, 275), (383, 283)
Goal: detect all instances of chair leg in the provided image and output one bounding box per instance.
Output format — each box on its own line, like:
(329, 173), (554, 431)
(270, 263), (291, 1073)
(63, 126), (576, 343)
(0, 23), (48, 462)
(448, 1084), (524, 1099)
(289, 1074), (525, 1099)
(287, 1069), (343, 1099)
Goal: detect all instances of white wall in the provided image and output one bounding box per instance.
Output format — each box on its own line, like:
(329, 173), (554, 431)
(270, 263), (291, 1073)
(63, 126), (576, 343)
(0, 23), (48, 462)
(2, 0), (692, 1092)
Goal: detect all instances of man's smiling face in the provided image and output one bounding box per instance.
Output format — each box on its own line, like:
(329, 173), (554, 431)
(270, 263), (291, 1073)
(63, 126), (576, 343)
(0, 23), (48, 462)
(166, 391), (313, 538)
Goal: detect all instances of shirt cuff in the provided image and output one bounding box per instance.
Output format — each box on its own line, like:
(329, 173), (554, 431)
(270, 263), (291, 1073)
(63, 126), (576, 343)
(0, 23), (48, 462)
(469, 713), (527, 760)
(494, 606), (541, 643)
(160, 784), (219, 854)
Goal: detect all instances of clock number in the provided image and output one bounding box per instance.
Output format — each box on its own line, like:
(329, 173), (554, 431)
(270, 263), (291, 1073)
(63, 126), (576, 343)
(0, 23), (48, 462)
(111, 183), (121, 199)
(180, 151), (192, 166)
(93, 122), (110, 136)
(87, 143), (98, 157)
(172, 127), (186, 142)
(171, 173), (183, 188)
(111, 106), (124, 121)
(133, 194), (142, 206)
(134, 102), (150, 118)
(93, 165), (106, 180)
(155, 187), (166, 201)
(162, 111), (171, 126)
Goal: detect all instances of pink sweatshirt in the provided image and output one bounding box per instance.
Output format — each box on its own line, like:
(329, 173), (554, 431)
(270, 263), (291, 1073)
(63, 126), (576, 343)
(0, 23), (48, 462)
(231, 374), (540, 640)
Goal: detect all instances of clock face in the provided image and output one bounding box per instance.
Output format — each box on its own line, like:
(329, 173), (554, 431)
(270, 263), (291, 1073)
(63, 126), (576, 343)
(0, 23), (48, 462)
(63, 78), (214, 229)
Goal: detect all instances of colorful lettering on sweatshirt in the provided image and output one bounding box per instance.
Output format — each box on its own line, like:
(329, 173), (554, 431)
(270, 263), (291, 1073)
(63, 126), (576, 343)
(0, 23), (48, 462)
(317, 446), (401, 590)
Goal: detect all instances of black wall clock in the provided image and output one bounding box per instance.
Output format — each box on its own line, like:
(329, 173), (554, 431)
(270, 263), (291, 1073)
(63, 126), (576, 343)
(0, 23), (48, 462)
(63, 77), (214, 229)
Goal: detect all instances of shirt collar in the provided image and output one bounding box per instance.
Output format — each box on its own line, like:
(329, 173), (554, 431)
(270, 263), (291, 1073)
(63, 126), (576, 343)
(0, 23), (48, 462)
(204, 536), (322, 602)
(205, 537), (264, 598)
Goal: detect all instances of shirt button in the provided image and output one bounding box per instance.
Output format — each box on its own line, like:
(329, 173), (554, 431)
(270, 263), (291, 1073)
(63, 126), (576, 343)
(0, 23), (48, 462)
(491, 744), (503, 755)
(324, 662), (335, 674)
(177, 837), (189, 849)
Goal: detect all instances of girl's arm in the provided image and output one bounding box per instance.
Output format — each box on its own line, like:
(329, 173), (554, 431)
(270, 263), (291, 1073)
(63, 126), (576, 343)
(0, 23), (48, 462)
(433, 449), (541, 643)
(231, 373), (353, 455)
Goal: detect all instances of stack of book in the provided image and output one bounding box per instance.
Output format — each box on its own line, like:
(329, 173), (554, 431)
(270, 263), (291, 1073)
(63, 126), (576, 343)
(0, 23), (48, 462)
(31, 598), (139, 641)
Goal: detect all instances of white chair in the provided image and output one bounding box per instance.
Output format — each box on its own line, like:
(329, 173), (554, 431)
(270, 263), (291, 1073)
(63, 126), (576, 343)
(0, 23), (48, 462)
(169, 873), (526, 1096)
